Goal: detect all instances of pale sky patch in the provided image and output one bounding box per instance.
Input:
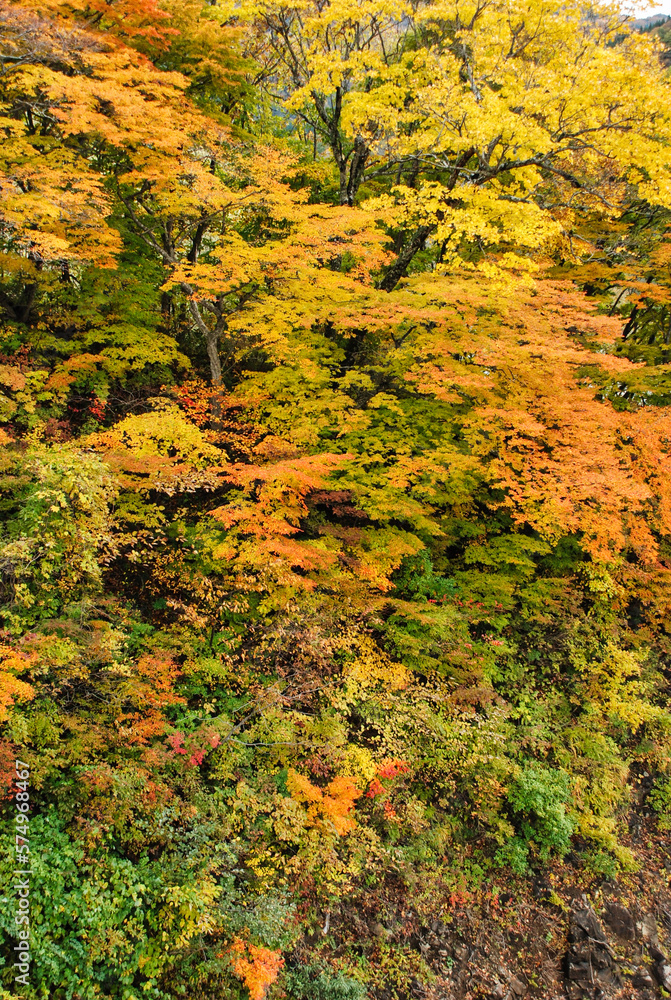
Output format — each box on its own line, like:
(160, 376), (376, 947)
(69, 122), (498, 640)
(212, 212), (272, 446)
(632, 1), (671, 17)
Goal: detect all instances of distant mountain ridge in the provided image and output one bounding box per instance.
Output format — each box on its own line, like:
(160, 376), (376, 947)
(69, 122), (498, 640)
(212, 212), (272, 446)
(632, 12), (671, 29)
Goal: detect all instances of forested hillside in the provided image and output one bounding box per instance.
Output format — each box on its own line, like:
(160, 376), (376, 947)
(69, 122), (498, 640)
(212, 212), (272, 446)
(1, 1), (671, 997)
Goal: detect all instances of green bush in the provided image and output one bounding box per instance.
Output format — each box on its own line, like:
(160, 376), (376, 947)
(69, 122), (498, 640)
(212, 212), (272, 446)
(494, 837), (531, 876)
(649, 775), (671, 829)
(284, 965), (368, 1000)
(392, 551), (457, 601)
(506, 765), (574, 860)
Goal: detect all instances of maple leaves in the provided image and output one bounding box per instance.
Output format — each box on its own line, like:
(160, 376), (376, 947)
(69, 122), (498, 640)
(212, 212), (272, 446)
(0, 0), (198, 352)
(0, 643), (34, 721)
(229, 937), (284, 1000)
(7, 0), (671, 389)
(287, 767), (360, 836)
(0, 0), (240, 347)
(248, 0), (409, 205)
(10, 0), (177, 47)
(247, 0), (671, 291)
(209, 267), (671, 604)
(89, 401), (221, 490)
(210, 452), (347, 590)
(145, 149), (390, 382)
(432, 278), (671, 562)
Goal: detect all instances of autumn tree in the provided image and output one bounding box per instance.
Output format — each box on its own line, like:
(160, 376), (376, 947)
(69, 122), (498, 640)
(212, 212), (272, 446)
(248, 0), (671, 290)
(247, 0), (419, 205)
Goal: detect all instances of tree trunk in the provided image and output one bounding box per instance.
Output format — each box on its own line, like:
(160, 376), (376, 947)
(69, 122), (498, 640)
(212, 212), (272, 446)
(378, 149), (474, 292)
(205, 332), (222, 385)
(338, 162), (349, 206)
(313, 89), (369, 207)
(622, 306), (639, 342)
(378, 224), (434, 292)
(186, 296), (223, 385)
(346, 136), (369, 206)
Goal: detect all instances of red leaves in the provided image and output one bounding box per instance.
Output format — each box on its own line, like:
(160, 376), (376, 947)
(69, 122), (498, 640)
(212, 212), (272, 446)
(166, 728), (221, 768)
(378, 760), (410, 780)
(167, 732), (187, 756)
(365, 778), (385, 798)
(366, 760), (410, 798)
(172, 379), (215, 428)
(89, 397), (106, 422)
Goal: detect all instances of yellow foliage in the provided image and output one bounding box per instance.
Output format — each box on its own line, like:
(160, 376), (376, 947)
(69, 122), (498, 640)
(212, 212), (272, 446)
(342, 744), (378, 784)
(89, 403), (222, 494)
(576, 812), (636, 870)
(577, 643), (661, 730)
(157, 879), (222, 949)
(341, 635), (410, 701)
(243, 0), (671, 283)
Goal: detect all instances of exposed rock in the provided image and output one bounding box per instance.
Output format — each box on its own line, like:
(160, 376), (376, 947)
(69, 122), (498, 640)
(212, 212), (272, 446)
(375, 875), (671, 1000)
(370, 921), (390, 940)
(602, 901), (635, 941)
(637, 912), (659, 947)
(653, 955), (671, 990)
(648, 942), (665, 963)
(631, 966), (654, 988)
(565, 907), (617, 996)
(572, 908), (610, 944)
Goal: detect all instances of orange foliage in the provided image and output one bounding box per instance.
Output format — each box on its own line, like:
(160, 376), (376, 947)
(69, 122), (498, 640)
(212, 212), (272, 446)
(133, 652), (185, 709)
(114, 710), (167, 746)
(13, 0), (178, 47)
(287, 768), (360, 835)
(229, 937), (284, 1000)
(210, 454), (349, 588)
(0, 0), (226, 268)
(0, 645), (35, 722)
(393, 277), (671, 564)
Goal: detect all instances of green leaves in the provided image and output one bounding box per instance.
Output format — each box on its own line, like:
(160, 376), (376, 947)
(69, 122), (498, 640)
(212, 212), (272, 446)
(506, 765), (574, 862)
